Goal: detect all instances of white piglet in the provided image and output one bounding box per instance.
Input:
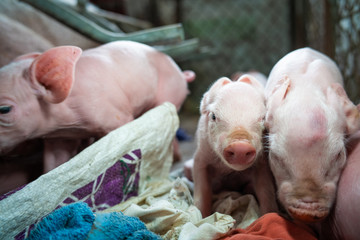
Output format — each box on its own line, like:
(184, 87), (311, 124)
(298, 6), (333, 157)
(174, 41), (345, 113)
(193, 75), (277, 217)
(265, 47), (360, 223)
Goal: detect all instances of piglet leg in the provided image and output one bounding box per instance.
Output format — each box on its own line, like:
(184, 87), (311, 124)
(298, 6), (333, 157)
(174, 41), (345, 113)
(253, 155), (278, 214)
(193, 150), (213, 217)
(43, 139), (82, 173)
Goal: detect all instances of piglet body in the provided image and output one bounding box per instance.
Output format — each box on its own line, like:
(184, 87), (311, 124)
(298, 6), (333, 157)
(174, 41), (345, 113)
(193, 75), (277, 217)
(265, 47), (360, 223)
(319, 131), (360, 240)
(0, 41), (195, 172)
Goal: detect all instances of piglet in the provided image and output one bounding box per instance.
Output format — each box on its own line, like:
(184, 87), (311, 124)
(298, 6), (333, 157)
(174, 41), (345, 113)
(0, 40), (195, 173)
(193, 75), (277, 217)
(265, 47), (360, 223)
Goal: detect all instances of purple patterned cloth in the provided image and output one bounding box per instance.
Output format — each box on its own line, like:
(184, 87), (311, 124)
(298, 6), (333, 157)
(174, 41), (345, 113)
(3, 149), (142, 240)
(62, 149), (141, 211)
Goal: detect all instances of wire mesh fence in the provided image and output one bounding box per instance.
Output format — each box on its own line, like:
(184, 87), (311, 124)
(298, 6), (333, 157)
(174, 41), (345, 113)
(305, 0), (360, 103)
(179, 0), (292, 110)
(335, 0), (360, 103)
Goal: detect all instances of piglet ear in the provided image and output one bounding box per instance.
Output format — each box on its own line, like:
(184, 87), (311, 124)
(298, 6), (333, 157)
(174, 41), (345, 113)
(327, 83), (360, 134)
(200, 77), (231, 114)
(29, 46), (82, 103)
(236, 74), (265, 91)
(265, 76), (291, 128)
(210, 77), (231, 91)
(200, 92), (209, 114)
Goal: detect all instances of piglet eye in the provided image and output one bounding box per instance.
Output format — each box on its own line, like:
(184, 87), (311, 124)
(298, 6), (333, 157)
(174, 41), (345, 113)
(211, 112), (216, 121)
(0, 105), (12, 114)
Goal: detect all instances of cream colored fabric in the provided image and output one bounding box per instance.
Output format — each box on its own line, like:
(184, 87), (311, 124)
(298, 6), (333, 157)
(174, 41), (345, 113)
(104, 178), (236, 240)
(104, 177), (262, 240)
(213, 191), (260, 229)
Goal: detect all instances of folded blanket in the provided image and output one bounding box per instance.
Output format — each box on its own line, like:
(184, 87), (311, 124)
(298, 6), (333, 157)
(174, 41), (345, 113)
(219, 213), (317, 240)
(26, 202), (161, 240)
(25, 202), (95, 240)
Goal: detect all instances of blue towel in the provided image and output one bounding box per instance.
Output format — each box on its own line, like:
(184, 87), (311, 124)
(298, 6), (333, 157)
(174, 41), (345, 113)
(26, 202), (162, 240)
(88, 211), (161, 240)
(26, 202), (94, 240)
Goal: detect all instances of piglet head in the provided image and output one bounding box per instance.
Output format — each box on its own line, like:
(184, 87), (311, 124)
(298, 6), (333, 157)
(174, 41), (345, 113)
(266, 77), (360, 223)
(201, 75), (266, 171)
(0, 46), (82, 154)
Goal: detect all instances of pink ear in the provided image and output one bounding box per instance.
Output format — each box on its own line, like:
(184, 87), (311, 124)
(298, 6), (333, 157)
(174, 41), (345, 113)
(328, 83), (360, 134)
(200, 92), (209, 114)
(30, 46), (82, 103)
(237, 74), (264, 91)
(210, 77), (231, 91)
(270, 76), (291, 99)
(265, 76), (291, 128)
(236, 74), (252, 84)
(200, 77), (231, 114)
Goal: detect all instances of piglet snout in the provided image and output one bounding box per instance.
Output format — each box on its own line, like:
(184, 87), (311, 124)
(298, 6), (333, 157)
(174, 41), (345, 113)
(288, 199), (329, 223)
(223, 141), (256, 166)
(286, 189), (333, 223)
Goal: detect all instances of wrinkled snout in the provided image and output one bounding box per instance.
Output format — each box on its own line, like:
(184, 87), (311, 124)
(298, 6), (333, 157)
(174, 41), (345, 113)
(280, 181), (336, 223)
(287, 196), (330, 223)
(223, 141), (256, 166)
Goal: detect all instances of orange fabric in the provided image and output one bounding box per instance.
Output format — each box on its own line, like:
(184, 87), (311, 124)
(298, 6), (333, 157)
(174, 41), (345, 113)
(220, 213), (318, 240)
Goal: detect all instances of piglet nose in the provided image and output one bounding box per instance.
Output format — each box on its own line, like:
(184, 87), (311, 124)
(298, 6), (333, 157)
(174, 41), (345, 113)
(223, 142), (256, 165)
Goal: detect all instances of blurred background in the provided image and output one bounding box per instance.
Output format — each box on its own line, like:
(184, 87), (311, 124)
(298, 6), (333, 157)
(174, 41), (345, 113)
(88, 0), (360, 113)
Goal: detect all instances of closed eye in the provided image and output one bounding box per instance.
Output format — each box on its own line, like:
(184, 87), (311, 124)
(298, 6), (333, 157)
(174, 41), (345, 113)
(334, 150), (345, 166)
(325, 150), (345, 178)
(269, 151), (291, 177)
